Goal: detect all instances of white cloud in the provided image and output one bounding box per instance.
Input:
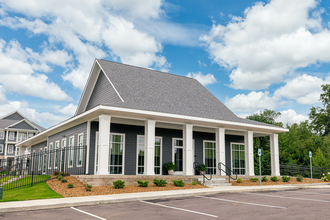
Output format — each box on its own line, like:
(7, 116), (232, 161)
(0, 0), (170, 90)
(277, 109), (309, 125)
(225, 91), (276, 112)
(0, 86), (68, 128)
(201, 0), (330, 90)
(0, 39), (72, 101)
(53, 103), (77, 116)
(274, 74), (330, 105)
(186, 72), (217, 86)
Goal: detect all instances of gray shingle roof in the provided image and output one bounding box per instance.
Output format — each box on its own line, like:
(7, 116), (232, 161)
(97, 59), (281, 128)
(0, 113), (45, 131)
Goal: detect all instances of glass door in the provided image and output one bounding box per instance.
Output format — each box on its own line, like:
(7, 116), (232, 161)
(173, 139), (183, 173)
(109, 134), (124, 174)
(204, 141), (216, 174)
(231, 143), (245, 175)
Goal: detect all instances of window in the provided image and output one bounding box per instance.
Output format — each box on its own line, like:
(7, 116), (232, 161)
(77, 134), (83, 166)
(39, 149), (43, 171)
(154, 137), (162, 175)
(16, 147), (20, 156)
(0, 144), (3, 153)
(68, 137), (74, 168)
(172, 139), (183, 173)
(109, 134), (125, 174)
(28, 133), (34, 138)
(43, 147), (47, 173)
(204, 141), (216, 174)
(136, 136), (145, 174)
(61, 139), (66, 172)
(18, 133), (26, 142)
(55, 141), (59, 169)
(8, 145), (14, 154)
(49, 143), (53, 169)
(95, 132), (99, 173)
(231, 143), (245, 175)
(0, 131), (4, 139)
(9, 132), (15, 141)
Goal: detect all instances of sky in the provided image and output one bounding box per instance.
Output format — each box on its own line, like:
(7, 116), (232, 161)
(0, 0), (330, 128)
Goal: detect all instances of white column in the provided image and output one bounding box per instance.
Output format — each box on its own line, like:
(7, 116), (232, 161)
(145, 120), (156, 175)
(98, 115), (111, 175)
(244, 131), (255, 176)
(183, 124), (193, 175)
(216, 127), (226, 176)
(270, 133), (280, 176)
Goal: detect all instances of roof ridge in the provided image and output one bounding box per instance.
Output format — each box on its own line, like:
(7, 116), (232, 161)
(96, 58), (199, 81)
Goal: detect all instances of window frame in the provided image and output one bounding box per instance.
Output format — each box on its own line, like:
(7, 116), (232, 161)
(0, 130), (4, 140)
(0, 144), (3, 153)
(77, 133), (83, 167)
(18, 132), (27, 142)
(48, 142), (53, 169)
(8, 132), (15, 141)
(68, 136), (74, 168)
(94, 132), (99, 174)
(16, 147), (20, 156)
(230, 142), (246, 176)
(203, 140), (216, 175)
(108, 133), (125, 175)
(172, 138), (184, 175)
(154, 136), (163, 175)
(38, 148), (43, 171)
(136, 135), (145, 175)
(54, 141), (60, 169)
(8, 145), (14, 154)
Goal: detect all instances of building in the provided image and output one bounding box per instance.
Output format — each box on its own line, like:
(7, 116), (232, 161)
(0, 111), (45, 166)
(18, 59), (288, 178)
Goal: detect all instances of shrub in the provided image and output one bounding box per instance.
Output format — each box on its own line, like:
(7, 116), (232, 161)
(113, 180), (125, 189)
(192, 181), (197, 185)
(61, 179), (68, 183)
(57, 176), (63, 181)
(282, 176), (291, 182)
(53, 170), (60, 176)
(296, 175), (303, 182)
(237, 178), (242, 183)
(270, 176), (279, 182)
(67, 183), (74, 188)
(83, 184), (92, 191)
(321, 172), (330, 181)
(164, 162), (177, 171)
(195, 164), (207, 172)
(59, 171), (69, 176)
(261, 176), (268, 182)
(153, 179), (167, 187)
(250, 178), (258, 182)
(172, 180), (185, 187)
(137, 180), (149, 187)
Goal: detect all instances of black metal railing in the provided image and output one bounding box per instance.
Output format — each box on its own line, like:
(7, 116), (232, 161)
(218, 162), (237, 183)
(0, 146), (87, 191)
(193, 162), (212, 185)
(265, 163), (330, 179)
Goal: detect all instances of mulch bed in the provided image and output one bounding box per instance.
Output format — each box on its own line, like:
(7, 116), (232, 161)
(47, 176), (208, 198)
(232, 177), (326, 186)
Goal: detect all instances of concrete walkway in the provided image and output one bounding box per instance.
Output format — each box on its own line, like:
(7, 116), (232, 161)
(1, 183), (330, 213)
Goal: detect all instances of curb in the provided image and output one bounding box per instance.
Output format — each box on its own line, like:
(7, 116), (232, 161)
(1, 183), (329, 213)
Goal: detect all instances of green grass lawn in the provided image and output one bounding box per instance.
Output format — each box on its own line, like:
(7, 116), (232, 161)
(0, 181), (63, 202)
(1, 175), (51, 190)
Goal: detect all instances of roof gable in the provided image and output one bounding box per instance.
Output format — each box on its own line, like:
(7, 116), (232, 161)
(2, 112), (25, 120)
(8, 120), (39, 131)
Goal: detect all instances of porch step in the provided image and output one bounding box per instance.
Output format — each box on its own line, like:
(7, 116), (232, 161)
(197, 177), (232, 187)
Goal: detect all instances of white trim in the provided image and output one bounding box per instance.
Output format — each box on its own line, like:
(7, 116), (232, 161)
(0, 144), (3, 153)
(109, 133), (125, 175)
(43, 147), (47, 174)
(94, 131), (99, 175)
(68, 136), (74, 168)
(8, 131), (15, 141)
(54, 141), (60, 169)
(230, 142), (246, 176)
(0, 111), (26, 120)
(48, 142), (53, 169)
(6, 119), (40, 131)
(96, 60), (124, 102)
(172, 138), (183, 175)
(203, 140), (216, 174)
(61, 138), (67, 172)
(154, 136), (162, 175)
(86, 121), (91, 174)
(77, 133), (84, 167)
(136, 135), (145, 175)
(38, 148), (43, 171)
(0, 130), (4, 139)
(7, 144), (14, 154)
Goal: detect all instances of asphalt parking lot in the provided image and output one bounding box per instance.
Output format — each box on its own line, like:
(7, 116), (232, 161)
(2, 188), (330, 220)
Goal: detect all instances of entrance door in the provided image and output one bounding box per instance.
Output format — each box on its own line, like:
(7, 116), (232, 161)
(173, 139), (183, 174)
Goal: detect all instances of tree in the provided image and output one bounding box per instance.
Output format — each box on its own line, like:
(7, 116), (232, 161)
(309, 84), (330, 136)
(246, 109), (283, 127)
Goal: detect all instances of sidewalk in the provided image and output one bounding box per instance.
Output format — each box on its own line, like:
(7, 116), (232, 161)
(1, 183), (330, 213)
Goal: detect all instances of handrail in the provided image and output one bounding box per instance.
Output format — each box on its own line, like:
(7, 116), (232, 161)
(218, 162), (237, 183)
(193, 162), (212, 185)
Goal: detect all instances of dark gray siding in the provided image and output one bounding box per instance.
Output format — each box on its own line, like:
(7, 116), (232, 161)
(48, 122), (87, 147)
(31, 141), (48, 152)
(85, 71), (122, 112)
(0, 131), (6, 155)
(10, 121), (38, 130)
(3, 112), (24, 120)
(193, 131), (216, 165)
(225, 135), (244, 170)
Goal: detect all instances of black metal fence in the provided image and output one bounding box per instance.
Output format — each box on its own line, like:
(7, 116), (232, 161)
(265, 163), (330, 179)
(0, 146), (87, 191)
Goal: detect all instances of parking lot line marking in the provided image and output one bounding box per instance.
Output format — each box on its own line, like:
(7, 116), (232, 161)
(140, 200), (218, 218)
(286, 191), (330, 195)
(195, 196), (287, 209)
(246, 193), (330, 203)
(70, 207), (107, 220)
